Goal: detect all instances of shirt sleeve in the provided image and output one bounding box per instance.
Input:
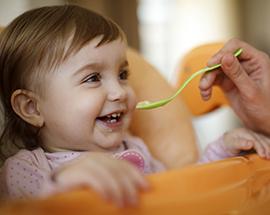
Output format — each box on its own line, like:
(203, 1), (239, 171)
(0, 150), (57, 200)
(199, 135), (236, 164)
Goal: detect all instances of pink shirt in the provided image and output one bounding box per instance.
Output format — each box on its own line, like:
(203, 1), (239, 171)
(0, 134), (165, 199)
(0, 134), (234, 200)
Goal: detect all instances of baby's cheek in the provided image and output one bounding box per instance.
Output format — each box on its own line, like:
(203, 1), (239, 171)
(127, 88), (137, 111)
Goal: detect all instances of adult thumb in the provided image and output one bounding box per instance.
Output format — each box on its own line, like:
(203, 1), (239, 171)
(221, 53), (254, 94)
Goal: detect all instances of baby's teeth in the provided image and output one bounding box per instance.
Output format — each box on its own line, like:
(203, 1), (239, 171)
(112, 113), (118, 118)
(110, 119), (117, 123)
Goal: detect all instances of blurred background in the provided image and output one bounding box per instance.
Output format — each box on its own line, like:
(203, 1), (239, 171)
(1, 0), (269, 80)
(0, 0), (268, 152)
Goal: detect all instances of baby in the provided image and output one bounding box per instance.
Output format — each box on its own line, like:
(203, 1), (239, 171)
(0, 5), (269, 207)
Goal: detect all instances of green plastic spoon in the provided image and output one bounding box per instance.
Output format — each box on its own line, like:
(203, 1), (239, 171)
(136, 48), (243, 110)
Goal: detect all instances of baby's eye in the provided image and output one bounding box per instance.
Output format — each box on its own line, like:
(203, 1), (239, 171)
(119, 69), (129, 80)
(83, 73), (101, 83)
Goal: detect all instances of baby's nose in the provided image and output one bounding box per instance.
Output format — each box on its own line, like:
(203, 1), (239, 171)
(107, 83), (127, 102)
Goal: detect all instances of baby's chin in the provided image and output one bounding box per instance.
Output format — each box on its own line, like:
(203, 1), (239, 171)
(105, 138), (124, 149)
(94, 135), (125, 151)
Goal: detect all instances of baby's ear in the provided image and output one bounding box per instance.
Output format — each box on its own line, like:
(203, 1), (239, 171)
(11, 89), (44, 127)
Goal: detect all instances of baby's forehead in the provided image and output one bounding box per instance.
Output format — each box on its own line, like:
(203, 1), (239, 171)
(41, 35), (123, 73)
(53, 38), (127, 73)
(66, 37), (126, 60)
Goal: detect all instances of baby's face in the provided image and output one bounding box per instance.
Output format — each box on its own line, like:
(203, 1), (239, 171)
(38, 37), (136, 152)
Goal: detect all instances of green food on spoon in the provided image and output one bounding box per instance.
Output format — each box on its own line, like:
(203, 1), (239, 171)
(136, 48), (243, 110)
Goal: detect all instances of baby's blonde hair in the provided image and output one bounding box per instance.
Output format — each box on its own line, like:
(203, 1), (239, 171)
(0, 5), (126, 159)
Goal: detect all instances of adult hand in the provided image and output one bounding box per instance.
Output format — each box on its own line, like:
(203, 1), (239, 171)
(199, 38), (270, 135)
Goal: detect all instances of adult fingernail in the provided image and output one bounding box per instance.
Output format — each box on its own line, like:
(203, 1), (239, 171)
(200, 75), (209, 87)
(223, 54), (235, 68)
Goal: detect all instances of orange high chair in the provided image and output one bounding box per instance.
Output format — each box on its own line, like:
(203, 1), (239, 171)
(173, 42), (227, 116)
(1, 31), (270, 214)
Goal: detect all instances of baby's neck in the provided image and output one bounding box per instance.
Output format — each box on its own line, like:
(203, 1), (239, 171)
(42, 141), (127, 153)
(43, 145), (69, 153)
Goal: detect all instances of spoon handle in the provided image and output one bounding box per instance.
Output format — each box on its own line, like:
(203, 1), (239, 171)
(136, 48), (243, 110)
(170, 48), (242, 100)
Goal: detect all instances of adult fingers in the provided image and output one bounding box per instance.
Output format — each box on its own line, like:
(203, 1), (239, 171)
(220, 53), (257, 96)
(207, 38), (256, 66)
(199, 70), (219, 100)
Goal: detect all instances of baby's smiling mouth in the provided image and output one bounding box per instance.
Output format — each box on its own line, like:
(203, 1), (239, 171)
(96, 112), (123, 124)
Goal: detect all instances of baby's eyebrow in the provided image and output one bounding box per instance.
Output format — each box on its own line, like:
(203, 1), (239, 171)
(73, 63), (104, 76)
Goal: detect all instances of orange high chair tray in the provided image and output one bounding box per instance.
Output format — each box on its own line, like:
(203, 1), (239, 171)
(1, 154), (270, 215)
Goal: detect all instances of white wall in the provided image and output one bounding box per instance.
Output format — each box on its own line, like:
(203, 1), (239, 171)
(138, 0), (242, 81)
